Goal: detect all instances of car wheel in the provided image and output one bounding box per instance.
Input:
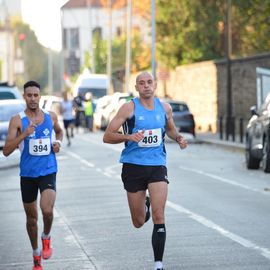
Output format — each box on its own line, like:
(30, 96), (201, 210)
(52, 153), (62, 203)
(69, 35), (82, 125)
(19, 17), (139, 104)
(262, 136), (270, 173)
(245, 139), (260, 169)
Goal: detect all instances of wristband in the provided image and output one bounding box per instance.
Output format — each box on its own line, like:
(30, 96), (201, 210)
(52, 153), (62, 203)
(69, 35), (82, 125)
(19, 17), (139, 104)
(54, 140), (62, 147)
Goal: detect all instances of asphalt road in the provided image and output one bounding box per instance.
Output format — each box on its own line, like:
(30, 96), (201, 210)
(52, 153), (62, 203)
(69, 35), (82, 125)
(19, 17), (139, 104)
(0, 131), (270, 270)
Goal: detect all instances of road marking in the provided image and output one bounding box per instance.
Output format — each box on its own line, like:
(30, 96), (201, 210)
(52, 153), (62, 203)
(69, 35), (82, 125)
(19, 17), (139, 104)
(79, 136), (122, 152)
(65, 139), (270, 260)
(65, 151), (94, 167)
(179, 166), (270, 196)
(167, 200), (270, 260)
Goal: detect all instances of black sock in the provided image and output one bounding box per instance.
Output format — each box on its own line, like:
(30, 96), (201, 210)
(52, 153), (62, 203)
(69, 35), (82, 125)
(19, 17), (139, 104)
(152, 224), (166, 261)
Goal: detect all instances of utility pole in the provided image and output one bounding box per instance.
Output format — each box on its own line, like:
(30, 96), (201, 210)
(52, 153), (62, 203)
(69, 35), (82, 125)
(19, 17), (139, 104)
(151, 0), (156, 79)
(48, 49), (53, 94)
(87, 0), (95, 73)
(225, 0), (233, 140)
(107, 0), (112, 94)
(125, 0), (132, 92)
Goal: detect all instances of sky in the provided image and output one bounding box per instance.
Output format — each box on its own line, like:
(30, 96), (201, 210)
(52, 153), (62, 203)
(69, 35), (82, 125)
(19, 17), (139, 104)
(21, 0), (69, 51)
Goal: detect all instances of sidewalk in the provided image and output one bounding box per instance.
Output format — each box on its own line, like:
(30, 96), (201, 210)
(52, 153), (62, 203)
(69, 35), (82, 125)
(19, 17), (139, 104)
(196, 132), (245, 152)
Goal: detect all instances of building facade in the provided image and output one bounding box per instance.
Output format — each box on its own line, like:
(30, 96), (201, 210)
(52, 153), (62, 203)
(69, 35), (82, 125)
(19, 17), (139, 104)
(61, 0), (149, 77)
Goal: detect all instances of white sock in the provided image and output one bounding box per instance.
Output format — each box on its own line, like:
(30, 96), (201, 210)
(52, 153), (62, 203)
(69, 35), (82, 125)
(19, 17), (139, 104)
(33, 248), (41, 256)
(41, 232), (50, 239)
(154, 261), (163, 270)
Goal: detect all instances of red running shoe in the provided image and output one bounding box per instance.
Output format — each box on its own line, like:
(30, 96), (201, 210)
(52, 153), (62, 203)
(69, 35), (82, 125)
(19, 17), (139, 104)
(42, 237), (52, 259)
(32, 255), (43, 270)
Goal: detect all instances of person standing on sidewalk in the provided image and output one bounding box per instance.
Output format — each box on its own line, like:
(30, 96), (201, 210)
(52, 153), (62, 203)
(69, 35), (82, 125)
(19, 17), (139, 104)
(61, 91), (74, 146)
(103, 71), (187, 270)
(3, 80), (63, 270)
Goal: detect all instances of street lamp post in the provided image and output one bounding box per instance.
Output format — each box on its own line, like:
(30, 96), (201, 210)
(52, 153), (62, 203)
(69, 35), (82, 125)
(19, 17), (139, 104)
(107, 0), (112, 94)
(151, 0), (156, 79)
(225, 0), (233, 140)
(125, 0), (132, 92)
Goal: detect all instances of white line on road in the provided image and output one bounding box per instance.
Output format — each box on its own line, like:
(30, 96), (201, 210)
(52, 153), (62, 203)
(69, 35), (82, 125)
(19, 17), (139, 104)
(179, 166), (269, 196)
(65, 151), (94, 167)
(65, 142), (270, 261)
(167, 200), (270, 260)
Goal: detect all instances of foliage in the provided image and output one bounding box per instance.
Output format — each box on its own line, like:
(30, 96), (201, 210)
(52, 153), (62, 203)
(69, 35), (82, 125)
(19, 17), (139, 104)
(156, 0), (270, 68)
(13, 21), (48, 91)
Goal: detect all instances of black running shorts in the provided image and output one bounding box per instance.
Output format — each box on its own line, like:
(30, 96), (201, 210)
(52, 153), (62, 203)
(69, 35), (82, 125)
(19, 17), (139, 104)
(63, 119), (74, 129)
(121, 163), (169, 193)
(20, 173), (56, 203)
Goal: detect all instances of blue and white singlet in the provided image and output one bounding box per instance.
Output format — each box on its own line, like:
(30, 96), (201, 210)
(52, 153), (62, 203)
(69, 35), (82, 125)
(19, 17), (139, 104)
(120, 97), (167, 166)
(19, 110), (58, 177)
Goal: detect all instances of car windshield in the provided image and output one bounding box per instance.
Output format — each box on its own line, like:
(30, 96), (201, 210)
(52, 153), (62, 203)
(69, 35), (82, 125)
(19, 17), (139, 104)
(0, 104), (24, 121)
(0, 92), (16, 100)
(170, 102), (189, 112)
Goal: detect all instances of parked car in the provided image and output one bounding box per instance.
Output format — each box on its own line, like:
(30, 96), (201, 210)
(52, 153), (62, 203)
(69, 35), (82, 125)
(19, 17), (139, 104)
(94, 92), (133, 130)
(0, 82), (23, 100)
(165, 99), (196, 137)
(245, 93), (270, 173)
(0, 99), (26, 149)
(40, 95), (63, 116)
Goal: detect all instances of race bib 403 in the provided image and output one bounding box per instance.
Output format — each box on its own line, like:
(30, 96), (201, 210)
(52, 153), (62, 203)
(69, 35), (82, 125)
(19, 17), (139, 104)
(138, 128), (162, 147)
(29, 138), (51, 156)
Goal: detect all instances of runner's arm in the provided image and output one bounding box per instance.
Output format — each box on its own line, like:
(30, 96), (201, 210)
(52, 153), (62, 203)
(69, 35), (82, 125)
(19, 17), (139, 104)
(103, 102), (144, 144)
(50, 111), (63, 153)
(163, 102), (187, 149)
(3, 115), (33, 156)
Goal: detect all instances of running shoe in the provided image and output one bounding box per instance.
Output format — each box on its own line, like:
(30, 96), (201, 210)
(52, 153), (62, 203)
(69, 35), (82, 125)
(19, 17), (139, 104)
(32, 255), (43, 270)
(42, 237), (52, 259)
(145, 195), (151, 223)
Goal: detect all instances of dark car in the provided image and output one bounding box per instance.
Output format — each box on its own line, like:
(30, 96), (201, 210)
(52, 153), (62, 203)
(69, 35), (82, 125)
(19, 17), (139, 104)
(166, 100), (196, 137)
(0, 99), (26, 149)
(245, 93), (270, 173)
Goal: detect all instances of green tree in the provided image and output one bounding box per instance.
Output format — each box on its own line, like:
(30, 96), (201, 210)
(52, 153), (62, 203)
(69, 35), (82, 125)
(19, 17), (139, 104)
(156, 0), (225, 68)
(156, 0), (270, 68)
(13, 21), (48, 91)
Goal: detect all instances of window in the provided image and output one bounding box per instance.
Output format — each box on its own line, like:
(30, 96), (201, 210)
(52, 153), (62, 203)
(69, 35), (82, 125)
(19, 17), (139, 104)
(63, 28), (79, 50)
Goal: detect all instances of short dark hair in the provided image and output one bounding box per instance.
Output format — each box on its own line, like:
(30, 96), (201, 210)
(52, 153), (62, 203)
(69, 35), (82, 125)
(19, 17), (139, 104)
(23, 81), (40, 91)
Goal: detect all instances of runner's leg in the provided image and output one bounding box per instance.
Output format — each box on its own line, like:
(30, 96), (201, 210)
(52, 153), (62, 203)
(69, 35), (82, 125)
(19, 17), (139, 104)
(148, 182), (168, 270)
(23, 202), (39, 250)
(126, 190), (147, 228)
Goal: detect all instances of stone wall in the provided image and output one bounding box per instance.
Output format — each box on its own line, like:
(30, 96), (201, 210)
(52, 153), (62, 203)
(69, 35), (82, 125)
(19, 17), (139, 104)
(129, 53), (270, 134)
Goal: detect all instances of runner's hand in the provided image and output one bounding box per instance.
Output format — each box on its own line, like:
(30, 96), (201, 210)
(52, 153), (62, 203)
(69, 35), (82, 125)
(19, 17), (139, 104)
(24, 121), (36, 137)
(128, 130), (145, 143)
(176, 135), (187, 149)
(52, 141), (61, 153)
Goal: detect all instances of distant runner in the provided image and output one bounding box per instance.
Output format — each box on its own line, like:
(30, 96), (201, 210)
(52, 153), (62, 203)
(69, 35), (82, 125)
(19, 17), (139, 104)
(3, 81), (63, 270)
(103, 72), (187, 270)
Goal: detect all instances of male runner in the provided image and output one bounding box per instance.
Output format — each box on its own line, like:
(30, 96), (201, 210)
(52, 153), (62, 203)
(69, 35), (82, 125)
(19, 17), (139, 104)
(3, 80), (63, 270)
(103, 71), (187, 270)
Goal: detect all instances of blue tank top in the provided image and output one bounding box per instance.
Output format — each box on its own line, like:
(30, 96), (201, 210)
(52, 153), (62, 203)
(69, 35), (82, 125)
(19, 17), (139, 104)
(120, 97), (167, 166)
(19, 110), (58, 177)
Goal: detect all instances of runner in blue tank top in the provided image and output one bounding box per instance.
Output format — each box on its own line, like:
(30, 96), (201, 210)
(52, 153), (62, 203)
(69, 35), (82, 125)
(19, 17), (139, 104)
(3, 81), (63, 270)
(103, 72), (187, 270)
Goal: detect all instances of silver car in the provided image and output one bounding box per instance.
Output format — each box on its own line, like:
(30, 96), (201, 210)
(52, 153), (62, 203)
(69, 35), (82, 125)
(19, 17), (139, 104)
(0, 99), (25, 149)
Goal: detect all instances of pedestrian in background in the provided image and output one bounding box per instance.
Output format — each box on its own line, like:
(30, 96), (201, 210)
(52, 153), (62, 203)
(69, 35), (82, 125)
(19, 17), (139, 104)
(61, 91), (74, 146)
(3, 80), (63, 270)
(103, 71), (187, 270)
(84, 92), (94, 132)
(73, 93), (84, 132)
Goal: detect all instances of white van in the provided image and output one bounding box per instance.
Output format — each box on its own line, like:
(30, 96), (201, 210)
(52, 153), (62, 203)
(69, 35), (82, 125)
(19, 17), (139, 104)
(73, 70), (109, 99)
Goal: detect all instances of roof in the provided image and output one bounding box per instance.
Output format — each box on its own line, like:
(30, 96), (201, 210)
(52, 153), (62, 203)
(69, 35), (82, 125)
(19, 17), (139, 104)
(61, 0), (126, 9)
(62, 0), (106, 9)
